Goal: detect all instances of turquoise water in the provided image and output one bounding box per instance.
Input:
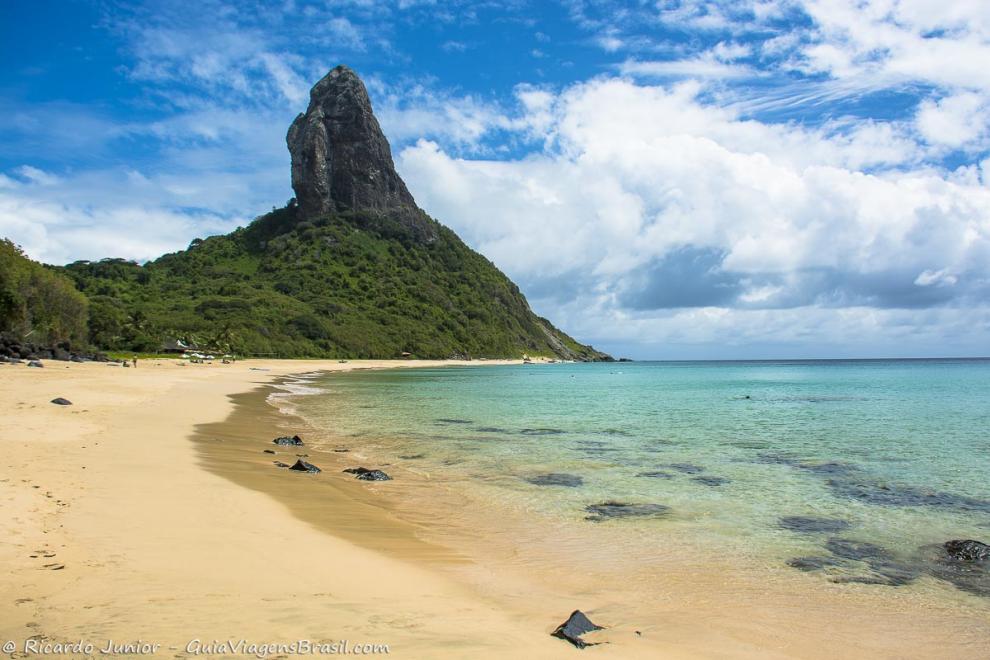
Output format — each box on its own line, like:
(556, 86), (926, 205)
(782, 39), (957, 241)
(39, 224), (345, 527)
(291, 360), (990, 597)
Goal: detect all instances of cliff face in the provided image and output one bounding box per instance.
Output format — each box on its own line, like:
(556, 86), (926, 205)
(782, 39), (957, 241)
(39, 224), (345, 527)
(287, 66), (430, 235)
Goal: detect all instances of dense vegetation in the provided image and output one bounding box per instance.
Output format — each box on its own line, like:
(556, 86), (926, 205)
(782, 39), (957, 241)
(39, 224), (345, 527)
(0, 239), (89, 347)
(57, 205), (606, 360)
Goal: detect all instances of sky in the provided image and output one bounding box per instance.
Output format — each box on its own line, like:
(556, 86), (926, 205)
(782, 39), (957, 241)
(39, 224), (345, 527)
(1, 0), (989, 359)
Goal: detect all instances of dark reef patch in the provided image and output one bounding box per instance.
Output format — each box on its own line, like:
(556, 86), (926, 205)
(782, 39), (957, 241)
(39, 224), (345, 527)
(525, 473), (584, 487)
(662, 463), (705, 474)
(521, 428), (567, 436)
(584, 501), (671, 522)
(692, 476), (730, 487)
(779, 516), (852, 534)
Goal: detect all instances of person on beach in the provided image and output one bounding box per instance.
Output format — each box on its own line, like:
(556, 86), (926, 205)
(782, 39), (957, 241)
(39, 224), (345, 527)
(132, 356), (137, 368)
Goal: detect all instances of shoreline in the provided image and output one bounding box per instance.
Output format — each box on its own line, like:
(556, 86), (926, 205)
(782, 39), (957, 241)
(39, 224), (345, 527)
(212, 364), (990, 659)
(2, 358), (988, 658)
(0, 358), (573, 659)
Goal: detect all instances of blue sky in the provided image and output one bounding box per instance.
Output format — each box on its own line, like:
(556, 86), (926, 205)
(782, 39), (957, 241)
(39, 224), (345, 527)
(2, 0), (989, 359)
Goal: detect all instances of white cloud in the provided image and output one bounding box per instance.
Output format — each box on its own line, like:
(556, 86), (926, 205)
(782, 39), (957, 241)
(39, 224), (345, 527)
(15, 165), (60, 186)
(0, 189), (244, 265)
(397, 76), (990, 354)
(619, 57), (755, 80)
(916, 93), (990, 149)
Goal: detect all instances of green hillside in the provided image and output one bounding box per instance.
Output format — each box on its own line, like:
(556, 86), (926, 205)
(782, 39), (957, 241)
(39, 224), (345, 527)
(0, 238), (88, 347)
(60, 204), (609, 360)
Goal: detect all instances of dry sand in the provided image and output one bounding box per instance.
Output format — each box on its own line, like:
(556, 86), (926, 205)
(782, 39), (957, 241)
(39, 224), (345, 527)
(1, 358), (988, 659)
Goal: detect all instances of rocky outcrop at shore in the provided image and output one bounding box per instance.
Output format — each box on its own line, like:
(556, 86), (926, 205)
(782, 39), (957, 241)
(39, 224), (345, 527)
(0, 334), (108, 364)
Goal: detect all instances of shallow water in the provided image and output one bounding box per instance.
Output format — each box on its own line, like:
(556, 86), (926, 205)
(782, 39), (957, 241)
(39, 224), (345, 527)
(288, 359), (990, 601)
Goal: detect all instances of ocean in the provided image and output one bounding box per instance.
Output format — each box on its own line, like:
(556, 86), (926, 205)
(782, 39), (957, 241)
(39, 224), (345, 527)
(284, 359), (990, 602)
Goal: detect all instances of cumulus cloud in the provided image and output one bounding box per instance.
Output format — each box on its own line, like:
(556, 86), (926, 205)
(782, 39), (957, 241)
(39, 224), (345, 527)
(0, 177), (243, 265)
(398, 76), (990, 355)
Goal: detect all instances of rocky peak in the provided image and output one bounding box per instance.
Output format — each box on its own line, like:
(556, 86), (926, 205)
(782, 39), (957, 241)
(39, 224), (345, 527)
(287, 65), (420, 225)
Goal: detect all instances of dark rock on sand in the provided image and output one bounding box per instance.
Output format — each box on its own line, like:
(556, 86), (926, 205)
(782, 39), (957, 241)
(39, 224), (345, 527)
(273, 461), (291, 468)
(585, 501), (671, 522)
(355, 469), (391, 481)
(273, 435), (304, 446)
(289, 459), (321, 473)
(692, 476), (730, 487)
(332, 448), (350, 452)
(779, 516), (852, 534)
(263, 449), (276, 454)
(526, 473), (584, 487)
(50, 398), (72, 406)
(27, 360), (43, 368)
(551, 610), (603, 649)
(944, 540), (990, 561)
(344, 467), (392, 480)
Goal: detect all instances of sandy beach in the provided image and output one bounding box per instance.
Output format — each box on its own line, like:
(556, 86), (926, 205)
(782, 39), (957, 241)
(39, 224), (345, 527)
(2, 359), (988, 659)
(0, 358), (580, 659)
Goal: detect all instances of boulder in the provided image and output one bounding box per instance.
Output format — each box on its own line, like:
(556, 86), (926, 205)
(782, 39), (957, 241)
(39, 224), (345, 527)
(273, 435), (304, 446)
(289, 459), (321, 473)
(551, 610), (603, 649)
(945, 540), (990, 561)
(344, 467), (392, 481)
(50, 398), (72, 406)
(27, 360), (43, 368)
(356, 470), (391, 481)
